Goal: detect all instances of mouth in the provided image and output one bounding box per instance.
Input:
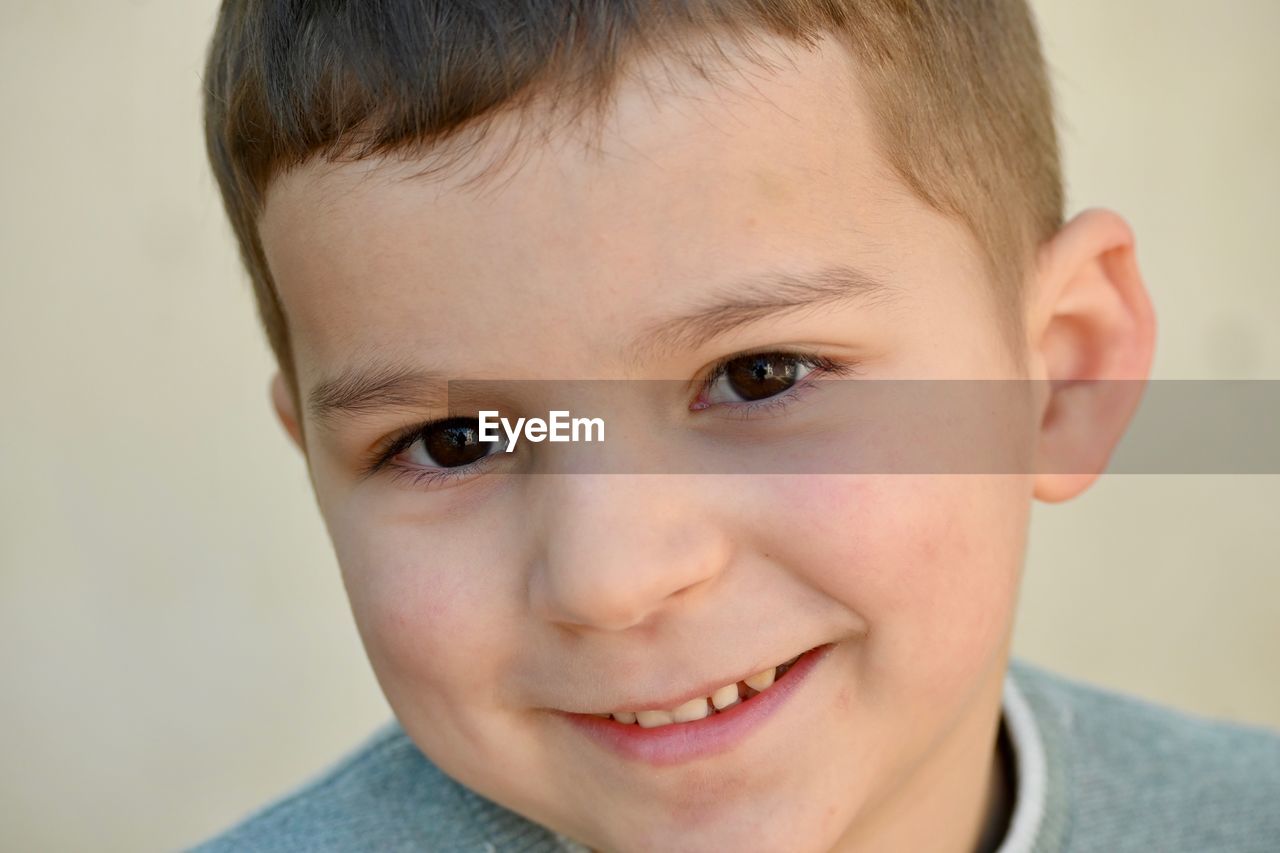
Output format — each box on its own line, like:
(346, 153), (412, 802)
(559, 642), (837, 766)
(591, 646), (812, 727)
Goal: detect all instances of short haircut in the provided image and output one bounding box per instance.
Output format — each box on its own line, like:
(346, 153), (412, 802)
(203, 0), (1064, 413)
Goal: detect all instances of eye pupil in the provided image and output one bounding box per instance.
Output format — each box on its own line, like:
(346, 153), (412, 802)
(423, 418), (493, 467)
(726, 354), (799, 401)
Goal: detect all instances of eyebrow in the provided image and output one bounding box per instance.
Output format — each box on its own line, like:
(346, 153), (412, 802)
(306, 263), (901, 430)
(623, 263), (901, 366)
(307, 360), (450, 431)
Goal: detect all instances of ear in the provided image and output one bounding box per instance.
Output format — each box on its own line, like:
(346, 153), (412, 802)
(270, 370), (307, 454)
(1027, 208), (1157, 502)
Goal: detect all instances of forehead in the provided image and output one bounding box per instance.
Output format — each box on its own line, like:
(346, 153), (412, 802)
(259, 32), (981, 390)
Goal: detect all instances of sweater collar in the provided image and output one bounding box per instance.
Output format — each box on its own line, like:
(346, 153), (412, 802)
(1000, 658), (1073, 853)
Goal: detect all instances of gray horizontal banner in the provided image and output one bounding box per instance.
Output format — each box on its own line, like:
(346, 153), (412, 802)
(424, 379), (1280, 474)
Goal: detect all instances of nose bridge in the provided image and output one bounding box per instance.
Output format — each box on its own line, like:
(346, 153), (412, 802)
(529, 474), (730, 633)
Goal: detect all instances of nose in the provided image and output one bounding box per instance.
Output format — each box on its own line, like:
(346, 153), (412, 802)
(528, 475), (732, 633)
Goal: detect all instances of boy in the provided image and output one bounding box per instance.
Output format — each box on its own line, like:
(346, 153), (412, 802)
(193, 1), (1280, 851)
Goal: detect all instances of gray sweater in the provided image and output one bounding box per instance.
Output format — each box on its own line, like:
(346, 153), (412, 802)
(189, 658), (1280, 852)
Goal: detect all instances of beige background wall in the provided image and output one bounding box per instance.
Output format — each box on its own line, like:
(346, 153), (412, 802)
(1, 1), (1276, 850)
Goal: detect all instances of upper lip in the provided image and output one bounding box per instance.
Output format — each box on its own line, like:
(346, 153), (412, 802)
(570, 644), (815, 715)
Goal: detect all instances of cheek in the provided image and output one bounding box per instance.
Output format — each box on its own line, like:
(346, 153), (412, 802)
(327, 510), (519, 714)
(761, 474), (1030, 685)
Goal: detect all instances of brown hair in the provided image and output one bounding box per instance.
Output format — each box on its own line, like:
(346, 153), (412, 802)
(203, 0), (1063, 415)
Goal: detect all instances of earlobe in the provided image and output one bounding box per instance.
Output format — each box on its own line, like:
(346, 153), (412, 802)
(270, 371), (307, 454)
(1029, 208), (1158, 502)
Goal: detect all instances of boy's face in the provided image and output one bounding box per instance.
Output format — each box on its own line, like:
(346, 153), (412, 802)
(261, 34), (1039, 853)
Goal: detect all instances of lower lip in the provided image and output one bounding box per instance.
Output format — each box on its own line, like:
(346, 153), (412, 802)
(557, 642), (836, 767)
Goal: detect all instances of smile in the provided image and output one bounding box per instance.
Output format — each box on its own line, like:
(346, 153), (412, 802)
(600, 650), (806, 727)
(560, 642), (837, 766)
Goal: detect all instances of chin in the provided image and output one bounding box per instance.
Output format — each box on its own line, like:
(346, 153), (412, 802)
(558, 763), (861, 853)
(581, 811), (840, 853)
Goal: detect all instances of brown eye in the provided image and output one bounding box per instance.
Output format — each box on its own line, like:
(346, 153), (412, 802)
(717, 353), (806, 402)
(418, 417), (497, 467)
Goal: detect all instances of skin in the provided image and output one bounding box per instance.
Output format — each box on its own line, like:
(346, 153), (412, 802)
(258, 33), (1155, 853)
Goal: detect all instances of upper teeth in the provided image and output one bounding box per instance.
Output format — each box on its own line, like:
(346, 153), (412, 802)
(604, 652), (803, 728)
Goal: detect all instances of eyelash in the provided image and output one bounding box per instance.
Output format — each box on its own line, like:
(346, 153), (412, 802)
(380, 463), (482, 491)
(361, 350), (859, 489)
(692, 351), (853, 416)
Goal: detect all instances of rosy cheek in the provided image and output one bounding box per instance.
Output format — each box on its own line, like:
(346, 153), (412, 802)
(869, 476), (1025, 687)
(336, 528), (481, 698)
(761, 474), (945, 601)
(756, 475), (1016, 685)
